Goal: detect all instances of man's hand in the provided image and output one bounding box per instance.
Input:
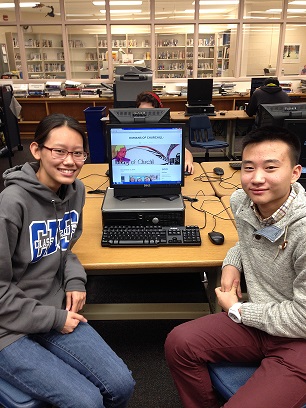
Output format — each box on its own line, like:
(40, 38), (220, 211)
(215, 279), (239, 312)
(66, 291), (86, 313)
(221, 265), (242, 298)
(61, 311), (87, 334)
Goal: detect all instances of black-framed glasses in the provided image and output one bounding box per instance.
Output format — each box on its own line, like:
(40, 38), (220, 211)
(42, 145), (88, 162)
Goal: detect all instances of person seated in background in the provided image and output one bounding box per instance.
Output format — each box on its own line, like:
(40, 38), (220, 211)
(165, 126), (306, 408)
(301, 65), (306, 75)
(136, 91), (194, 174)
(246, 77), (290, 127)
(0, 113), (135, 407)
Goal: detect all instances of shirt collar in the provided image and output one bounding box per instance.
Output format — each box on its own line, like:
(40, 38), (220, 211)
(251, 188), (297, 226)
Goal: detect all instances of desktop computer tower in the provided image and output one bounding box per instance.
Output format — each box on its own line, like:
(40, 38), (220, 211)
(185, 104), (215, 116)
(102, 188), (185, 226)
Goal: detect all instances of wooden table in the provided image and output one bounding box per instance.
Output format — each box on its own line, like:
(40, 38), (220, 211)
(73, 164), (238, 320)
(171, 110), (254, 158)
(201, 161), (242, 197)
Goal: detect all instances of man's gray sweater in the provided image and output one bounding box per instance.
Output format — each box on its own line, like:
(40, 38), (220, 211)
(223, 183), (306, 338)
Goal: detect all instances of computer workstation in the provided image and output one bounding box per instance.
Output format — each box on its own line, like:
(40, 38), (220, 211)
(257, 101), (306, 187)
(102, 121), (203, 247)
(74, 161), (238, 319)
(185, 78), (216, 116)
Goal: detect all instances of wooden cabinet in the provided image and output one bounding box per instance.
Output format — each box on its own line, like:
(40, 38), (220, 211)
(17, 93), (306, 138)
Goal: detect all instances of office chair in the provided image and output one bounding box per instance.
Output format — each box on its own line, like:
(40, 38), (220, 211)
(208, 362), (306, 407)
(188, 114), (229, 161)
(208, 361), (259, 402)
(0, 376), (49, 408)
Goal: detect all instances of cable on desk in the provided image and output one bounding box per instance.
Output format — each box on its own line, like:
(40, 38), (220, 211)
(192, 172), (213, 183)
(205, 170), (241, 190)
(189, 189), (235, 230)
(78, 173), (109, 194)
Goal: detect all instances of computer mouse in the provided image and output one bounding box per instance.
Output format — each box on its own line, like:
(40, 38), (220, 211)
(213, 167), (224, 176)
(105, 169), (109, 177)
(208, 231), (224, 245)
(184, 170), (191, 176)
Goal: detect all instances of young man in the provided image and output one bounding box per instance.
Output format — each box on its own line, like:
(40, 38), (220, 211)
(246, 77), (290, 126)
(165, 126), (306, 408)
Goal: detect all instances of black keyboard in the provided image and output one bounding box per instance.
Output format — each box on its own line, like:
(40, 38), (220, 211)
(101, 225), (201, 247)
(229, 161), (242, 170)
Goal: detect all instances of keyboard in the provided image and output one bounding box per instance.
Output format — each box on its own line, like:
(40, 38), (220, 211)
(101, 225), (201, 247)
(229, 161), (242, 170)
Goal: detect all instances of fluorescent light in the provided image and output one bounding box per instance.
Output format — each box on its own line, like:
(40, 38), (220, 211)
(0, 1), (38, 6)
(110, 8), (141, 12)
(289, 1), (306, 4)
(287, 8), (306, 12)
(185, 8), (227, 13)
(100, 8), (141, 12)
(93, 1), (142, 5)
(199, 0), (238, 3)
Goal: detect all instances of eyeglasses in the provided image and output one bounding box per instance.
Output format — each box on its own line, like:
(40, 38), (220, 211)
(42, 145), (88, 162)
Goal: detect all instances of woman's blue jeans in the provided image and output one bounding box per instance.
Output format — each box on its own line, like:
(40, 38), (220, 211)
(0, 322), (135, 408)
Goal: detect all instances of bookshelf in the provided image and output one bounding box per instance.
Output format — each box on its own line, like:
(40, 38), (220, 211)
(5, 29), (230, 80)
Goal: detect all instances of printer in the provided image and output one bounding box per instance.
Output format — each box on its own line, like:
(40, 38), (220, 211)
(114, 65), (153, 108)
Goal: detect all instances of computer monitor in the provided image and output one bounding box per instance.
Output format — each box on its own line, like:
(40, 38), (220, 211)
(250, 77), (266, 96)
(107, 123), (185, 199)
(283, 118), (306, 168)
(187, 78), (213, 106)
(109, 108), (170, 124)
(250, 77), (277, 96)
(257, 103), (306, 127)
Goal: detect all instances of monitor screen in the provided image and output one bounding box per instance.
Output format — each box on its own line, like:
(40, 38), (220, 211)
(283, 118), (306, 169)
(109, 108), (170, 124)
(107, 123), (185, 199)
(250, 77), (277, 96)
(257, 103), (306, 128)
(187, 78), (213, 106)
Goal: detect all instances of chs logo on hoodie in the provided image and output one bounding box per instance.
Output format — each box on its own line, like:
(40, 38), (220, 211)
(29, 210), (79, 263)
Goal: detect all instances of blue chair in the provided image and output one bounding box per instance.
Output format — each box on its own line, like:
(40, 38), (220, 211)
(0, 376), (48, 408)
(208, 362), (259, 401)
(208, 362), (306, 407)
(188, 114), (229, 161)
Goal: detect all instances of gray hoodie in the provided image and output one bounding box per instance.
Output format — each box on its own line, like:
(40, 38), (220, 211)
(0, 162), (87, 350)
(223, 183), (306, 338)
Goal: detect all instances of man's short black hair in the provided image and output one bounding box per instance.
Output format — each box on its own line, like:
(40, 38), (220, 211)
(241, 126), (301, 166)
(263, 77), (279, 86)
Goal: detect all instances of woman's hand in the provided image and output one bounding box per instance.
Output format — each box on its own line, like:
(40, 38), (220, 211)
(66, 291), (86, 313)
(61, 311), (87, 334)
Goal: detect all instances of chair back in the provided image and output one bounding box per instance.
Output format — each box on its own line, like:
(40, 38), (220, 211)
(188, 115), (214, 145)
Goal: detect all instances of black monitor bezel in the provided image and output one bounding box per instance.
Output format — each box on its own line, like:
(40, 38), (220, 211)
(257, 102), (306, 128)
(283, 118), (306, 167)
(108, 108), (170, 124)
(187, 78), (213, 106)
(106, 122), (186, 199)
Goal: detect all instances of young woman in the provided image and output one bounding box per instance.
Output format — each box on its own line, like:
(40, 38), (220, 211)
(136, 91), (195, 174)
(0, 114), (135, 408)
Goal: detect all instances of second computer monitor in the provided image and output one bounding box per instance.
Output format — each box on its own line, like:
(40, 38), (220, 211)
(109, 108), (170, 124)
(187, 78), (213, 106)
